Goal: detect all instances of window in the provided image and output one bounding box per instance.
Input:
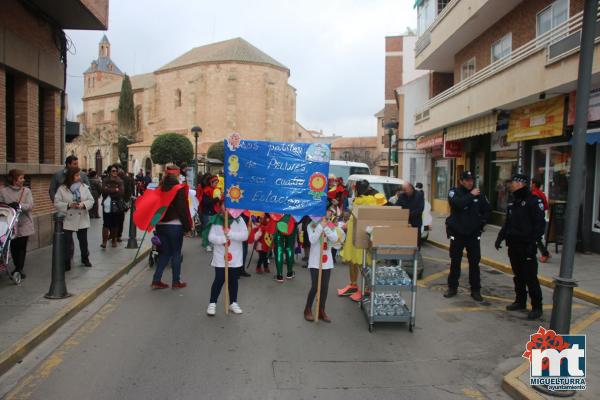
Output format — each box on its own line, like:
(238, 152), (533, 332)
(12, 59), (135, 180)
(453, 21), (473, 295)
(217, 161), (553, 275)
(343, 151), (350, 160)
(536, 0), (569, 38)
(135, 106), (142, 132)
(491, 33), (512, 62)
(39, 86), (45, 163)
(5, 73), (15, 163)
(417, 0), (436, 36)
(435, 159), (450, 199)
(175, 89), (182, 107)
(364, 151), (370, 161)
(460, 57), (476, 80)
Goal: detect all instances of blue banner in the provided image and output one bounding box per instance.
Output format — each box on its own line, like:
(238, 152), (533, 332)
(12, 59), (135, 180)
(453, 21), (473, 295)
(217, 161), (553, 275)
(224, 138), (330, 217)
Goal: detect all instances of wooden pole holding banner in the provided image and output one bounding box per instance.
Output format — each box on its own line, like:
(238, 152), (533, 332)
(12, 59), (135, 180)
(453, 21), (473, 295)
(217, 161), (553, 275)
(314, 224), (325, 323)
(224, 208), (230, 314)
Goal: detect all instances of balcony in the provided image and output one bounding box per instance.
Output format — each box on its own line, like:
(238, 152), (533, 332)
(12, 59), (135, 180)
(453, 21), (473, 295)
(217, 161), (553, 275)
(414, 6), (600, 136)
(27, 0), (109, 30)
(415, 0), (522, 72)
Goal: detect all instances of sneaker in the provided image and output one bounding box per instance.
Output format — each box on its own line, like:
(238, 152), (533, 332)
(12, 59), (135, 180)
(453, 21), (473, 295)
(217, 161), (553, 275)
(206, 303), (216, 316)
(172, 281), (187, 289)
(151, 281), (169, 289)
(527, 309), (543, 320)
(337, 284), (358, 296)
(205, 246), (213, 252)
(82, 258), (92, 267)
(286, 271), (296, 280)
(506, 302), (527, 311)
(443, 288), (458, 298)
(256, 267), (264, 274)
(275, 275), (284, 283)
(538, 255), (551, 263)
(229, 302), (243, 314)
(264, 267), (271, 274)
(471, 291), (483, 302)
(349, 290), (362, 302)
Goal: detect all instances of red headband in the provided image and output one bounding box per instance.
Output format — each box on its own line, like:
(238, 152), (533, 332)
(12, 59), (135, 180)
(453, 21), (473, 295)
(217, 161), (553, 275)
(166, 168), (180, 175)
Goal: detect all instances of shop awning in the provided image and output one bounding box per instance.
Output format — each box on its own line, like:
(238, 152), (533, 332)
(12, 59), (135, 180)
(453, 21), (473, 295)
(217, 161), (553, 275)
(416, 131), (444, 149)
(445, 114), (498, 142)
(568, 131), (600, 145)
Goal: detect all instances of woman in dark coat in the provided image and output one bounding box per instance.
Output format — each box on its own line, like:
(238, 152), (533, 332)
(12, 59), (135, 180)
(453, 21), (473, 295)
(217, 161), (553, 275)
(101, 165), (124, 248)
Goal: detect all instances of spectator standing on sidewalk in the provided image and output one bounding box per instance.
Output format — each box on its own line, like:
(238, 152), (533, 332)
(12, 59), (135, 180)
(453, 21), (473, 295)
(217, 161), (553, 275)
(530, 178), (551, 263)
(88, 170), (102, 219)
(101, 165), (124, 248)
(0, 169), (34, 279)
(444, 171), (491, 302)
(495, 174), (546, 320)
(49, 156), (89, 202)
(116, 168), (134, 242)
(151, 165), (192, 290)
(391, 182), (425, 249)
(54, 168), (94, 269)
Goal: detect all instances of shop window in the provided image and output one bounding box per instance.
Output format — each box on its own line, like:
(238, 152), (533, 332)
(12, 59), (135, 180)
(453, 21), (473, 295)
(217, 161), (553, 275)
(460, 58), (476, 81)
(536, 0), (568, 38)
(491, 33), (512, 63)
(5, 72), (16, 163)
(38, 86), (45, 163)
(491, 159), (517, 213)
(593, 145), (600, 232)
(531, 143), (571, 203)
(435, 159), (450, 199)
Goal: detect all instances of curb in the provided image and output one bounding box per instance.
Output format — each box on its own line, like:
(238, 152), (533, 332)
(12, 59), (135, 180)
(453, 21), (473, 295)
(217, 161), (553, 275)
(426, 239), (600, 307)
(0, 247), (151, 377)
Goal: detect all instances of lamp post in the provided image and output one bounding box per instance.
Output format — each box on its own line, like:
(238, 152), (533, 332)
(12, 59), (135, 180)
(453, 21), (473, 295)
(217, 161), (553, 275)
(384, 120), (398, 177)
(191, 125), (202, 186)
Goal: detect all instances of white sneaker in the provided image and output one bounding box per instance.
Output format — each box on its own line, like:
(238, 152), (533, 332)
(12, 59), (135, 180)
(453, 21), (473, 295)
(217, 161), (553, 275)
(229, 302), (243, 314)
(206, 246), (213, 252)
(206, 303), (216, 316)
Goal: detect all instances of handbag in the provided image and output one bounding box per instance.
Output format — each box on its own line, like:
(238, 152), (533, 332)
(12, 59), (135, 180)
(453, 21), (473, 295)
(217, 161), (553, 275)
(111, 199), (128, 213)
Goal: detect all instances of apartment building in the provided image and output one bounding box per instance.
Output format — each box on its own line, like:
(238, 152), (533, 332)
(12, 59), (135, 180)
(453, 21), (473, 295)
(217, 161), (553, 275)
(413, 0), (600, 252)
(0, 0), (109, 249)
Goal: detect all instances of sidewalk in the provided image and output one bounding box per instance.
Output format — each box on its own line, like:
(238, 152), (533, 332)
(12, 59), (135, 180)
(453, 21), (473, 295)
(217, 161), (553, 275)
(427, 212), (600, 303)
(0, 212), (150, 375)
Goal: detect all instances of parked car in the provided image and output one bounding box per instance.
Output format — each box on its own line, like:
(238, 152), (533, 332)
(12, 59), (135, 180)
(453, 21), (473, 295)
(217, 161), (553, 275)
(329, 160), (370, 182)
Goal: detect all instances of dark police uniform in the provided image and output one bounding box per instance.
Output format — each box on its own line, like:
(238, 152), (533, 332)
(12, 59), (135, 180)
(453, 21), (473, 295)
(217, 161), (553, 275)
(496, 185), (546, 315)
(446, 176), (491, 296)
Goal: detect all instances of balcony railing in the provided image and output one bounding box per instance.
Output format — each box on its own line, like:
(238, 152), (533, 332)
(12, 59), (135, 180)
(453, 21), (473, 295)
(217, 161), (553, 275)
(414, 5), (600, 125)
(415, 0), (460, 56)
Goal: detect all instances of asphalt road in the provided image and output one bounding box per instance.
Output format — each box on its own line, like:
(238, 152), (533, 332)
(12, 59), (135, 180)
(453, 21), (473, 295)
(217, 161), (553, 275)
(2, 238), (595, 400)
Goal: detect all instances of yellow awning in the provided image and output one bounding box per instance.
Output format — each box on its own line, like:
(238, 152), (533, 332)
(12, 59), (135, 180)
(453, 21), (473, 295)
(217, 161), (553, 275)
(446, 114), (498, 142)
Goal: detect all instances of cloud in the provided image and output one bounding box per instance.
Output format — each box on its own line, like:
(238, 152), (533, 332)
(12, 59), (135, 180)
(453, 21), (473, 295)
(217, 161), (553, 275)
(66, 0), (416, 137)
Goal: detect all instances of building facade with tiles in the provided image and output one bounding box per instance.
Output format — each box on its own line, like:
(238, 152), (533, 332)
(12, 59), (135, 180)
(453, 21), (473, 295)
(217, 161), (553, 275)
(0, 0), (108, 250)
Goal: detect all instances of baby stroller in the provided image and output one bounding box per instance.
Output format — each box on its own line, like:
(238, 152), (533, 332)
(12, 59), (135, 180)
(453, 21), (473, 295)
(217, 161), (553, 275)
(148, 231), (161, 268)
(0, 203), (23, 284)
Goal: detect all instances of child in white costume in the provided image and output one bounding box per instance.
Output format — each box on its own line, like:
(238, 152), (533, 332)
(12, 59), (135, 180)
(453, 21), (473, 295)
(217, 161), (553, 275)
(304, 217), (339, 322)
(206, 211), (248, 316)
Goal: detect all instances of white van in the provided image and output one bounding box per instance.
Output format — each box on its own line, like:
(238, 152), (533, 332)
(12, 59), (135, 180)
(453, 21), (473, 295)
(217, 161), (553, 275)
(347, 174), (432, 242)
(329, 160), (370, 182)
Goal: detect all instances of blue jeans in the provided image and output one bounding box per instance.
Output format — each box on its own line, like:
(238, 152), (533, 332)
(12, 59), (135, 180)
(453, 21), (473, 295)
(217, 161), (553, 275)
(153, 224), (184, 283)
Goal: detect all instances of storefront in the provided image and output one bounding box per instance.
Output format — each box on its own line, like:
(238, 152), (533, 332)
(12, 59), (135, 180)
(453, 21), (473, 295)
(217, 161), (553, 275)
(489, 121), (518, 224)
(416, 131), (448, 213)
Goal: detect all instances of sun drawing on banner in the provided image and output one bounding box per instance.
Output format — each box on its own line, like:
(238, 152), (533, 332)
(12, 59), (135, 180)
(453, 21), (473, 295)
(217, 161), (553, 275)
(227, 185), (244, 203)
(308, 172), (327, 200)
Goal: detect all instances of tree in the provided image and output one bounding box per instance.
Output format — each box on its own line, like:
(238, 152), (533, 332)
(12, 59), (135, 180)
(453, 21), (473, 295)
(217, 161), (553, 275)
(150, 133), (194, 166)
(117, 74), (135, 169)
(207, 141), (224, 162)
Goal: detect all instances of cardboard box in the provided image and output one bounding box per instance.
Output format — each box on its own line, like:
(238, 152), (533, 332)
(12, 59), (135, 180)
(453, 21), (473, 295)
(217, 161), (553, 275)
(369, 226), (419, 254)
(351, 206), (409, 249)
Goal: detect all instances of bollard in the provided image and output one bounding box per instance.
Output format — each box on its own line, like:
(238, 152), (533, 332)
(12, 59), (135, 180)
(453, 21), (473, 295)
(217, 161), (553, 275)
(126, 199), (138, 249)
(45, 213), (72, 299)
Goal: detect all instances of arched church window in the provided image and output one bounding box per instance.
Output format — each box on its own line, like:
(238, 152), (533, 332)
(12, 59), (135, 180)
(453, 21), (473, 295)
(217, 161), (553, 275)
(175, 89), (182, 107)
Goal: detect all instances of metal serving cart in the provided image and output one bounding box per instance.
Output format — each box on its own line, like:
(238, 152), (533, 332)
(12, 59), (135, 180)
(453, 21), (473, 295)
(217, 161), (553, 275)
(359, 245), (419, 332)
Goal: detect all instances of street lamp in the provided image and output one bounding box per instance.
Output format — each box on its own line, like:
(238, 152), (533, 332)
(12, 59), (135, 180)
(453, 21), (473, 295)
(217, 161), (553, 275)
(191, 125), (202, 186)
(384, 120), (398, 177)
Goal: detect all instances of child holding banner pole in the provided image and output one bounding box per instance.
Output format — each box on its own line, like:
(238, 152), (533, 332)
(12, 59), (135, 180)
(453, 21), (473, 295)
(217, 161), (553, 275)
(304, 215), (338, 322)
(205, 208), (248, 316)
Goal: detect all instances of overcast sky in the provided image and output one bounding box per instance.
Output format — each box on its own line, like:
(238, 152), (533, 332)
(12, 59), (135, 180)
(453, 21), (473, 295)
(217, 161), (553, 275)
(66, 0), (416, 137)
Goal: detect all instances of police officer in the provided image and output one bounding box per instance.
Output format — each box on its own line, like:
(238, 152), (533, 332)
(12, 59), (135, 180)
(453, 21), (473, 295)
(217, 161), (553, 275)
(444, 171), (491, 301)
(495, 174), (546, 320)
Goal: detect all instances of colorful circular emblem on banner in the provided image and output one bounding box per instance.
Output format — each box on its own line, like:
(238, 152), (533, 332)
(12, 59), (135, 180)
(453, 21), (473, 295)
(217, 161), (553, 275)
(227, 185), (244, 203)
(308, 172), (327, 200)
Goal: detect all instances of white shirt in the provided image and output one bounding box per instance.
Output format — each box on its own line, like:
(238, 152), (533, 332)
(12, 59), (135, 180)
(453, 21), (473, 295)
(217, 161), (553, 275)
(307, 223), (339, 270)
(209, 218), (248, 268)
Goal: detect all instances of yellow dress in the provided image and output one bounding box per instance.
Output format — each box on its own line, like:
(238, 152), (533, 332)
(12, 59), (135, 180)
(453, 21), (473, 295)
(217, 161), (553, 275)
(340, 195), (377, 265)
